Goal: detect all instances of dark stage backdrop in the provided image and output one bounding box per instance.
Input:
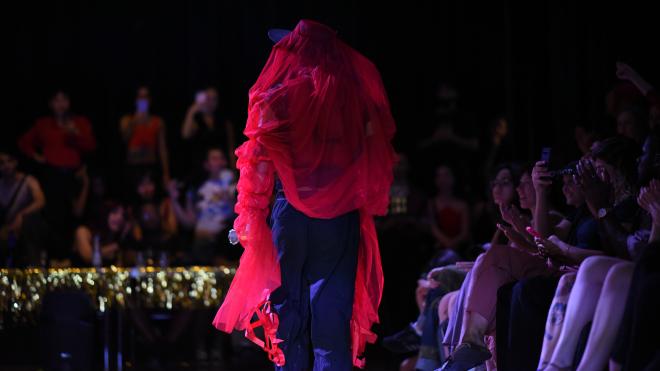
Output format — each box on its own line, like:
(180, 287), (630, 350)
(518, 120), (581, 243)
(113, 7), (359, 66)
(8, 0), (659, 189)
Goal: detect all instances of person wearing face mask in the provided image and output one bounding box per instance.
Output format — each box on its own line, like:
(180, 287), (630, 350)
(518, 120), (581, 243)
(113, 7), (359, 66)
(119, 86), (170, 192)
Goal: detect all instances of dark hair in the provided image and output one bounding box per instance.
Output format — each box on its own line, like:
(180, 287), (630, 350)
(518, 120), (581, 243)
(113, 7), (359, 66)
(491, 162), (522, 188)
(590, 136), (641, 185)
(91, 200), (126, 239)
(618, 104), (649, 139)
(49, 89), (70, 100)
(487, 162), (522, 209)
(519, 162), (535, 179)
(134, 171), (164, 204)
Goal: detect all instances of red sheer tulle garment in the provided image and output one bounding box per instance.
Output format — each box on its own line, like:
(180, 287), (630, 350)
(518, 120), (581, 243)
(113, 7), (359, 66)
(213, 19), (396, 368)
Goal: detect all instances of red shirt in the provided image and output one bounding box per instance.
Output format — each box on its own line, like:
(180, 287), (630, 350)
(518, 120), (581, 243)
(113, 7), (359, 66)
(18, 115), (96, 169)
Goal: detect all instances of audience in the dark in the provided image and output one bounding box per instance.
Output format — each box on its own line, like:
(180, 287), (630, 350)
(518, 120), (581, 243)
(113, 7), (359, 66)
(168, 147), (237, 265)
(181, 87), (237, 175)
(427, 164), (470, 267)
(120, 86), (170, 190)
(4, 60), (660, 371)
(18, 90), (96, 261)
(0, 150), (46, 266)
(128, 172), (178, 264)
(73, 202), (132, 266)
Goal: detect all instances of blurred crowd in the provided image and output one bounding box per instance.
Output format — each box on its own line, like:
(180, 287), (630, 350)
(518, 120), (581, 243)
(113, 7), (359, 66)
(2, 60), (659, 370)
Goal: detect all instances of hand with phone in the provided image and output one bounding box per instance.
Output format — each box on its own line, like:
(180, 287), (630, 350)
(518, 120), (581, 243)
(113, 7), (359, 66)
(496, 223), (536, 253)
(576, 158), (612, 216)
(532, 160), (553, 194)
(499, 203), (529, 235)
(191, 90), (207, 113)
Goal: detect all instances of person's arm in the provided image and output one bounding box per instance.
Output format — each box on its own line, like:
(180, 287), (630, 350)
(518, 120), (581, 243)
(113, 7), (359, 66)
(551, 219), (572, 242)
(617, 62), (655, 96)
(595, 212), (633, 259)
(18, 123), (45, 163)
(166, 181), (197, 228)
(225, 120), (237, 169)
(181, 105), (200, 139)
(157, 119), (171, 184)
(74, 226), (94, 263)
(650, 223), (660, 243)
(532, 161), (553, 238)
(20, 175), (46, 217)
(577, 158), (632, 258)
(500, 203), (531, 236)
(645, 186), (660, 242)
(119, 115), (134, 142)
(232, 139), (276, 245)
(538, 235), (604, 264)
(72, 166), (89, 218)
(497, 222), (538, 254)
(8, 175), (46, 232)
(74, 226), (119, 264)
(160, 199), (178, 236)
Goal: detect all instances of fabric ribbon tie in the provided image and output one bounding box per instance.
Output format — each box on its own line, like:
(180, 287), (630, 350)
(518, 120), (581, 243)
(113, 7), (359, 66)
(244, 300), (286, 367)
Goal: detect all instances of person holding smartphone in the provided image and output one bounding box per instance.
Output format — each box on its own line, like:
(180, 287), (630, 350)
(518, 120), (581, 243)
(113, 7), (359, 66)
(181, 87), (237, 178)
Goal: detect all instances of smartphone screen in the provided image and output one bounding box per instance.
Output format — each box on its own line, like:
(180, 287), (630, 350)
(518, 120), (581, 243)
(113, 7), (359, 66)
(540, 147), (552, 164)
(196, 91), (207, 104)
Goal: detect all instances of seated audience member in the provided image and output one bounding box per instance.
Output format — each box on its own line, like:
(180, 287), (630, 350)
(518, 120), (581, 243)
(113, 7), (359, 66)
(441, 163), (565, 370)
(18, 90), (96, 260)
(73, 202), (132, 266)
(384, 163), (520, 371)
(610, 182), (660, 370)
(535, 138), (642, 371)
(167, 148), (237, 265)
(495, 160), (603, 370)
(127, 172), (177, 264)
(0, 150), (46, 266)
(426, 164), (470, 267)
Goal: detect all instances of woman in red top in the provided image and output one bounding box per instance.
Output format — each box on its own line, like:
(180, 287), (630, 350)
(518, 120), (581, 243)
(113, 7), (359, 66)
(119, 86), (170, 189)
(428, 165), (470, 267)
(19, 91), (96, 169)
(18, 90), (96, 260)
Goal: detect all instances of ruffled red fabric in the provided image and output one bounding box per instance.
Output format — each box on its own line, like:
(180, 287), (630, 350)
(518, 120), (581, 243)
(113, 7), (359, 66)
(213, 19), (396, 368)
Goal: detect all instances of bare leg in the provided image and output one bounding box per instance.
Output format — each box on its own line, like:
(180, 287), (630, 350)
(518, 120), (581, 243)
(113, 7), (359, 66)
(460, 310), (489, 347)
(538, 272), (577, 370)
(547, 256), (623, 369)
(400, 355), (418, 371)
(438, 290), (458, 323)
(577, 262), (634, 371)
(459, 245), (548, 347)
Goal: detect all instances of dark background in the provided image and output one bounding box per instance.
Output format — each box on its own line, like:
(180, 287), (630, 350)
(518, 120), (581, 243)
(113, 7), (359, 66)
(8, 1), (659, 177)
(4, 1), (660, 368)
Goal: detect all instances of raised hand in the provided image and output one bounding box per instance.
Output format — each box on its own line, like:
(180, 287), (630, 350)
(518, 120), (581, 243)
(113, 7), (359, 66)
(576, 159), (612, 216)
(497, 223), (536, 253)
(499, 203), (529, 234)
(532, 160), (553, 193)
(616, 62), (640, 82)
